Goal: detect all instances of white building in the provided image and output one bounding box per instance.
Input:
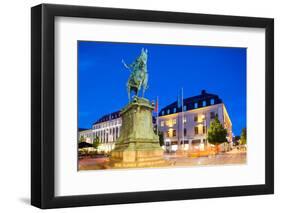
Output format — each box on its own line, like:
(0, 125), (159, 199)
(92, 111), (122, 153)
(158, 90), (232, 152)
(78, 129), (93, 143)
(79, 110), (158, 153)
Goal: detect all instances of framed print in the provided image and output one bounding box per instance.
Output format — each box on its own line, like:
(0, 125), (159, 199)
(31, 4), (274, 209)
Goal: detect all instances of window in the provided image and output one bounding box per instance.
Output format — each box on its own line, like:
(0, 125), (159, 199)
(194, 126), (199, 135)
(167, 109), (170, 114)
(171, 141), (178, 145)
(162, 111), (165, 116)
(210, 111), (216, 119)
(202, 100), (206, 107)
(210, 98), (215, 105)
(160, 121), (164, 127)
(203, 126), (206, 134)
(184, 105), (187, 111)
(183, 117), (187, 123)
(184, 128), (187, 136)
(172, 129), (176, 137)
(194, 115), (198, 122)
(166, 131), (170, 137)
(173, 107), (177, 113)
(173, 119), (177, 125)
(194, 102), (198, 108)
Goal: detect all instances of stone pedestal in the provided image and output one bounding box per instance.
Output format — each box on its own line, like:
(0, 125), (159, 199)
(110, 97), (166, 168)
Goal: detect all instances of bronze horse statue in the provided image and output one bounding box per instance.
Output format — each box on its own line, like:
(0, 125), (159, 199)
(122, 48), (149, 102)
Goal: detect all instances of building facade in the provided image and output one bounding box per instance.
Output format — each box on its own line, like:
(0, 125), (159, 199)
(158, 90), (232, 152)
(78, 128), (93, 143)
(79, 90), (232, 154)
(92, 111), (122, 153)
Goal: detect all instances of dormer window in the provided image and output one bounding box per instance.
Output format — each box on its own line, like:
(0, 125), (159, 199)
(202, 100), (206, 107)
(194, 102), (198, 109)
(162, 111), (165, 116)
(210, 99), (215, 105)
(173, 108), (177, 113)
(184, 105), (187, 111)
(167, 109), (170, 114)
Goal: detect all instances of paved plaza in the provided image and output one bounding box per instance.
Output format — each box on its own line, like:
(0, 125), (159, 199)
(78, 150), (246, 170)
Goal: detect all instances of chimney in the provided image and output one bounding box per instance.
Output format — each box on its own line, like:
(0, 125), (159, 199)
(201, 90), (206, 95)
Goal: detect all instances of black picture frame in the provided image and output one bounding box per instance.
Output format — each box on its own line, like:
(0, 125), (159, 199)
(31, 3), (274, 209)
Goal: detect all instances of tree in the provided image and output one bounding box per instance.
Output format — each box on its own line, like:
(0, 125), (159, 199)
(207, 116), (227, 151)
(79, 135), (85, 143)
(240, 128), (247, 145)
(158, 131), (164, 146)
(234, 136), (241, 146)
(92, 136), (100, 150)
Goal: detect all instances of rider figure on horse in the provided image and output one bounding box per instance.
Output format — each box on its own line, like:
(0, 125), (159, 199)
(122, 48), (149, 102)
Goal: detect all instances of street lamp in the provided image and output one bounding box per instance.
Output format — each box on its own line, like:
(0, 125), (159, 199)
(202, 113), (208, 151)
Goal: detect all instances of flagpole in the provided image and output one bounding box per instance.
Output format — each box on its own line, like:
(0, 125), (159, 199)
(156, 96), (159, 136)
(177, 93), (180, 149)
(181, 88), (184, 151)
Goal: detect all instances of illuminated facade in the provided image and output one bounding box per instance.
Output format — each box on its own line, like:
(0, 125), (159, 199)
(79, 90), (232, 153)
(158, 90), (232, 152)
(79, 111), (158, 153)
(78, 111), (121, 153)
(91, 111), (122, 153)
(79, 129), (93, 143)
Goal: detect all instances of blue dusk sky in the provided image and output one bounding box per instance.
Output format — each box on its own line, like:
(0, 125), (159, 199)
(78, 41), (246, 136)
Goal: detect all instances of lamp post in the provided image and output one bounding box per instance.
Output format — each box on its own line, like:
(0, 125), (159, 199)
(202, 113), (208, 151)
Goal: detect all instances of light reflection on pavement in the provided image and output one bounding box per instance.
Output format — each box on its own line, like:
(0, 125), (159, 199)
(78, 151), (246, 170)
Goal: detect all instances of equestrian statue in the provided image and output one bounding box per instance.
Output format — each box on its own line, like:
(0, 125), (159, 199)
(122, 48), (149, 102)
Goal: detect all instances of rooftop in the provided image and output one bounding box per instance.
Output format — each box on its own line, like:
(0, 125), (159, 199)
(93, 110), (121, 125)
(159, 90), (222, 116)
(93, 110), (157, 126)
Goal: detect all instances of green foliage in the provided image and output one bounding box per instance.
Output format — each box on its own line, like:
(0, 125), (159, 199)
(92, 136), (100, 149)
(79, 135), (85, 143)
(240, 128), (247, 145)
(158, 131), (164, 146)
(207, 116), (227, 145)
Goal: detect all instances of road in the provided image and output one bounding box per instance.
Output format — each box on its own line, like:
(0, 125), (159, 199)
(78, 150), (246, 170)
(164, 151), (246, 167)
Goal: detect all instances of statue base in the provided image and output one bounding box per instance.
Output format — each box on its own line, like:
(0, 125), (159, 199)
(109, 97), (167, 168)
